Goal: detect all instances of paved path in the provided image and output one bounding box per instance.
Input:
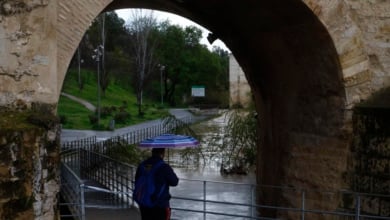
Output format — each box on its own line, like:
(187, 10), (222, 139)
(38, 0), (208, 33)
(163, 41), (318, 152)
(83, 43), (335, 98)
(85, 207), (141, 220)
(60, 92), (210, 143)
(61, 92), (96, 111)
(60, 108), (208, 143)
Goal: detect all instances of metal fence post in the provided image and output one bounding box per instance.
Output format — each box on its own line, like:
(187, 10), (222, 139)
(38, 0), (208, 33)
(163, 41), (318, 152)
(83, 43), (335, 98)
(251, 184), (254, 218)
(80, 183), (86, 220)
(355, 194), (360, 220)
(301, 190), (305, 220)
(203, 181), (206, 220)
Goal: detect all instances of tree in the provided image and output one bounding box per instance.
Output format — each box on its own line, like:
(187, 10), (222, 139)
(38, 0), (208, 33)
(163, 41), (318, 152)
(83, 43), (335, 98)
(127, 9), (160, 115)
(98, 12), (130, 96)
(156, 23), (187, 106)
(154, 23), (230, 107)
(69, 11), (130, 93)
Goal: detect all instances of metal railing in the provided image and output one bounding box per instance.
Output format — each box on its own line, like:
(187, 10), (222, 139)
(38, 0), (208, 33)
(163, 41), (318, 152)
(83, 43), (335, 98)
(59, 114), (389, 220)
(60, 115), (194, 155)
(60, 149), (136, 219)
(171, 179), (265, 220)
(61, 136), (97, 152)
(170, 178), (390, 220)
(61, 168), (390, 220)
(60, 162), (85, 220)
(79, 149), (136, 208)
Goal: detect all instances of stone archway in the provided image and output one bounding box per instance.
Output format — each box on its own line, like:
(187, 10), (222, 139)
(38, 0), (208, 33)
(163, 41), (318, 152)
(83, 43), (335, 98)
(87, 0), (348, 217)
(0, 0), (389, 219)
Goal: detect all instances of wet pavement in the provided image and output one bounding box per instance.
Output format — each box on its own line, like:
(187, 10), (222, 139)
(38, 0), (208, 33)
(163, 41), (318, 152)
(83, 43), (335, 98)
(85, 207), (140, 220)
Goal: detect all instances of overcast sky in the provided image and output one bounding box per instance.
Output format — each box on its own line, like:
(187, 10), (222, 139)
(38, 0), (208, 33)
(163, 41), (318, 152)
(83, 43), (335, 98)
(115, 9), (229, 51)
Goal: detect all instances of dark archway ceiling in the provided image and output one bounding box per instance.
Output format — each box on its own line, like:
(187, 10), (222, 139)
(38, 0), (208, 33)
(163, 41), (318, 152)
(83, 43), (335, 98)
(106, 0), (318, 42)
(105, 0), (330, 88)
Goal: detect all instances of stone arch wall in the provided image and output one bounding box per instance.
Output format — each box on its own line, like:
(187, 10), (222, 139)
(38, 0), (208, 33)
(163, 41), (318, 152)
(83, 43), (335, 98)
(55, 0), (388, 218)
(55, 0), (390, 110)
(304, 0), (390, 108)
(56, 0), (112, 97)
(0, 0), (388, 219)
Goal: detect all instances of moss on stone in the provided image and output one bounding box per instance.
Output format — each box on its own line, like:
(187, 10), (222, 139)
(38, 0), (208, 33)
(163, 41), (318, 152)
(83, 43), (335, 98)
(27, 112), (59, 129)
(0, 106), (59, 131)
(0, 111), (37, 131)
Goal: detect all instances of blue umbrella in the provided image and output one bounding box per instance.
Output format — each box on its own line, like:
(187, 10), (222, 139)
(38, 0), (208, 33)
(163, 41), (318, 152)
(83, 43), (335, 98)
(139, 133), (199, 149)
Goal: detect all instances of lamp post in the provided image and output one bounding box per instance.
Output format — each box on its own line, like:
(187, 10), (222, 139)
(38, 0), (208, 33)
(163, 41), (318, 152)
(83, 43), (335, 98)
(92, 45), (104, 125)
(159, 65), (165, 106)
(77, 47), (84, 90)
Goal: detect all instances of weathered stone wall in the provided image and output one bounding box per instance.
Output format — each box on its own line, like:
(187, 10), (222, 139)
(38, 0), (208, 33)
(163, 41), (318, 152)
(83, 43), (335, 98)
(229, 54), (252, 108)
(56, 0), (112, 96)
(304, 0), (390, 108)
(0, 0), (58, 108)
(0, 107), (60, 220)
(0, 0), (387, 219)
(273, 1), (390, 217)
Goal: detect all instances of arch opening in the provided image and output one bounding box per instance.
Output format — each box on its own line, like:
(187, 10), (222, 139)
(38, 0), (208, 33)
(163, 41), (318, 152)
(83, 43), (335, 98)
(57, 0), (348, 217)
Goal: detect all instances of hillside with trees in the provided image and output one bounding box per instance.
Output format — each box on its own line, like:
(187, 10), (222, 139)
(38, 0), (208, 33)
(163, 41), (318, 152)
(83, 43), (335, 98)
(59, 10), (229, 130)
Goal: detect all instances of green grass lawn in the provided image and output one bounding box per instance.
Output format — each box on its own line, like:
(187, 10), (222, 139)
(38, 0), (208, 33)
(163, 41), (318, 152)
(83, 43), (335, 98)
(57, 69), (169, 130)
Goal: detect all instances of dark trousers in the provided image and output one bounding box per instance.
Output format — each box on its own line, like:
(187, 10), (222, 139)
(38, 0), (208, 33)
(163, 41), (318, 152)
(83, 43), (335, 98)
(140, 206), (171, 220)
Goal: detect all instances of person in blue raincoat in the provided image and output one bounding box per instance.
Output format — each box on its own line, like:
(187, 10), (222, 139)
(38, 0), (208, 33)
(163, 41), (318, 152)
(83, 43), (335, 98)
(135, 148), (179, 220)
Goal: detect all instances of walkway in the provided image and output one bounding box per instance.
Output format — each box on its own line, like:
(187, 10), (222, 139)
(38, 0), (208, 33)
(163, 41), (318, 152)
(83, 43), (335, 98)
(61, 92), (96, 111)
(85, 207), (140, 220)
(61, 108), (209, 143)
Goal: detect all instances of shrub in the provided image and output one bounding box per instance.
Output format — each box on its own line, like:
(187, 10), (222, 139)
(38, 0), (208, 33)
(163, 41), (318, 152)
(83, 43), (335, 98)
(106, 142), (149, 165)
(114, 110), (130, 123)
(88, 114), (98, 124)
(99, 106), (113, 118)
(59, 115), (67, 124)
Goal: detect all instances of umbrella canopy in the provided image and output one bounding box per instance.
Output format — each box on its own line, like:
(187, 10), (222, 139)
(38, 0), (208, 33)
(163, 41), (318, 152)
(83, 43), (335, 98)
(139, 133), (199, 149)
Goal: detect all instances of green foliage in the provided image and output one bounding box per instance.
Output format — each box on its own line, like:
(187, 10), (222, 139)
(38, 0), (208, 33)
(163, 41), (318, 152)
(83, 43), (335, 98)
(61, 10), (230, 129)
(220, 110), (258, 169)
(57, 95), (92, 128)
(59, 115), (67, 124)
(106, 141), (149, 165)
(58, 68), (169, 130)
(189, 110), (258, 174)
(99, 106), (115, 118)
(114, 110), (131, 123)
(153, 22), (229, 107)
(88, 114), (98, 125)
(162, 109), (257, 174)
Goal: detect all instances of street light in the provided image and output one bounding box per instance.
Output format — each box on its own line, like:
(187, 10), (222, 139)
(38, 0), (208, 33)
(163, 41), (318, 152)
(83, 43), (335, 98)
(77, 47), (84, 90)
(92, 45), (104, 125)
(159, 64), (165, 106)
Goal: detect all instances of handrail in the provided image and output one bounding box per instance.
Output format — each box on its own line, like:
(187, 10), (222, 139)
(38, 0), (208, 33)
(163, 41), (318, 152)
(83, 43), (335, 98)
(60, 163), (86, 220)
(60, 115), (194, 155)
(59, 113), (389, 220)
(61, 158), (390, 220)
(170, 178), (390, 220)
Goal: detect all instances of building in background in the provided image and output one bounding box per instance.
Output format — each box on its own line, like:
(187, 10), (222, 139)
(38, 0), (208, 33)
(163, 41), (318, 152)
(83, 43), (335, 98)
(229, 54), (252, 108)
